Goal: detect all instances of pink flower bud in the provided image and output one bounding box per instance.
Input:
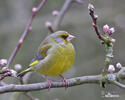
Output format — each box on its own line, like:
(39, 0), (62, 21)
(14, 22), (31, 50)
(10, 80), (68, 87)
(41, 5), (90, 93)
(10, 69), (17, 77)
(28, 26), (32, 31)
(94, 15), (98, 19)
(2, 67), (9, 71)
(108, 65), (115, 73)
(110, 38), (116, 43)
(0, 59), (7, 66)
(92, 23), (96, 27)
(52, 10), (59, 16)
(18, 39), (23, 45)
(103, 24), (109, 33)
(45, 21), (52, 28)
(88, 3), (94, 11)
(103, 25), (115, 35)
(32, 7), (37, 13)
(109, 27), (115, 35)
(116, 63), (122, 69)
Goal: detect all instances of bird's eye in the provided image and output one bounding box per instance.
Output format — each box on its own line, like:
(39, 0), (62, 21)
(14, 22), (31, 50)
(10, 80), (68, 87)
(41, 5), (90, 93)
(61, 35), (68, 39)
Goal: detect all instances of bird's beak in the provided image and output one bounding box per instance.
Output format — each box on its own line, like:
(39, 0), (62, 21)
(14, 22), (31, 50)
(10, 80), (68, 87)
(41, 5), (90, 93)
(67, 34), (75, 41)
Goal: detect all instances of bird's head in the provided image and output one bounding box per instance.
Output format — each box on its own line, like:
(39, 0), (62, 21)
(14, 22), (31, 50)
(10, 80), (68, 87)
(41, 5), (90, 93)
(50, 31), (75, 43)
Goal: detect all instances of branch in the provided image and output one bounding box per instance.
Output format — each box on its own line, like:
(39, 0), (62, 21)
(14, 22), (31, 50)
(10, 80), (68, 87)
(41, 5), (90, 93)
(52, 0), (73, 31)
(46, 0), (83, 32)
(0, 67), (125, 94)
(112, 81), (125, 89)
(1, 66), (125, 93)
(6, 0), (47, 68)
(88, 4), (104, 41)
(0, 75), (101, 93)
(0, 81), (7, 86)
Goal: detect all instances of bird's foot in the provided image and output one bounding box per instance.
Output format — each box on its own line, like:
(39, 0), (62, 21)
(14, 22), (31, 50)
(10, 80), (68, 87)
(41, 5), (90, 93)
(60, 75), (69, 89)
(45, 76), (52, 91)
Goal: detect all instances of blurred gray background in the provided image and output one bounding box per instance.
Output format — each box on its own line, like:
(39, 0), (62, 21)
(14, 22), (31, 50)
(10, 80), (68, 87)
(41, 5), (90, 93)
(0, 0), (125, 100)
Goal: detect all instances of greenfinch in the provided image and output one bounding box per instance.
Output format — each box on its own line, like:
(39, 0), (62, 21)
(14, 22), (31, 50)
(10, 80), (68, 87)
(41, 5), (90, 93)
(17, 31), (75, 87)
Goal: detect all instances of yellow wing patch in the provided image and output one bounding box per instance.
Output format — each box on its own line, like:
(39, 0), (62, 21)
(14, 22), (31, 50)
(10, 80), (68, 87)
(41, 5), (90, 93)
(29, 60), (38, 67)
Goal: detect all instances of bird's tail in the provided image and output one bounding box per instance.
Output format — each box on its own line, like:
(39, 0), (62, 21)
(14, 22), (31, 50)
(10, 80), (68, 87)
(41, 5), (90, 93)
(17, 67), (33, 77)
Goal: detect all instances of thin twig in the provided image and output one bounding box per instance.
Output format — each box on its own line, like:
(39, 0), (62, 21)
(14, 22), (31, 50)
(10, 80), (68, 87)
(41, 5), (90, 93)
(25, 92), (38, 100)
(0, 72), (12, 80)
(88, 4), (104, 41)
(53, 0), (73, 31)
(74, 0), (84, 4)
(20, 73), (37, 100)
(112, 81), (125, 89)
(6, 0), (47, 68)
(47, 0), (83, 32)
(5, 1), (47, 99)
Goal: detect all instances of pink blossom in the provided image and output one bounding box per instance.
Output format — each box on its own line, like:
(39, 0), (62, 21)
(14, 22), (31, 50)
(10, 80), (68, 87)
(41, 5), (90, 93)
(103, 24), (109, 33)
(52, 10), (59, 16)
(32, 7), (38, 13)
(116, 63), (122, 69)
(0, 59), (7, 66)
(109, 27), (115, 35)
(108, 65), (115, 73)
(88, 3), (94, 11)
(45, 21), (52, 27)
(103, 24), (115, 35)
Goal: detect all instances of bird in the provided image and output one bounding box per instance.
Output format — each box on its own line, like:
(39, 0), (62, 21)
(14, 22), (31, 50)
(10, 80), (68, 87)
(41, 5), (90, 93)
(17, 31), (75, 88)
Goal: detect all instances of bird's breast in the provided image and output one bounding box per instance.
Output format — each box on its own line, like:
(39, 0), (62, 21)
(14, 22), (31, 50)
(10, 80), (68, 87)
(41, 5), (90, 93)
(37, 43), (75, 76)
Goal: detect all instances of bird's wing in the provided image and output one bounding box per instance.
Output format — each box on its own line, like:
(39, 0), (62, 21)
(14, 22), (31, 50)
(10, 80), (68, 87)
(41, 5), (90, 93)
(29, 44), (52, 67)
(29, 53), (43, 67)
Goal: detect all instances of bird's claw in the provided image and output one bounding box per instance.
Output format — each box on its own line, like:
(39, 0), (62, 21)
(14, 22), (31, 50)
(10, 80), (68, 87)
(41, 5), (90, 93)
(46, 76), (52, 91)
(62, 78), (69, 89)
(60, 75), (69, 89)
